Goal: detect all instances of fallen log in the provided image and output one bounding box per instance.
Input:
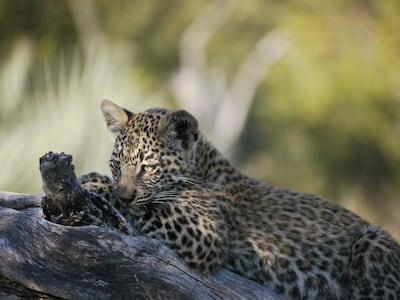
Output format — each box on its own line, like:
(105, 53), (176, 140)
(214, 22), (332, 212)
(0, 152), (280, 300)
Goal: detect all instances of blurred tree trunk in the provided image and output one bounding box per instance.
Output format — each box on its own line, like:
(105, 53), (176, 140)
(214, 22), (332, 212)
(68, 0), (104, 54)
(172, 0), (290, 157)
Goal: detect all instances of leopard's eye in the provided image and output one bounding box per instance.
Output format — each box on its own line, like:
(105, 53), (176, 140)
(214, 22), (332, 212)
(137, 164), (146, 178)
(109, 160), (121, 170)
(137, 163), (157, 178)
(109, 160), (121, 180)
(144, 164), (157, 172)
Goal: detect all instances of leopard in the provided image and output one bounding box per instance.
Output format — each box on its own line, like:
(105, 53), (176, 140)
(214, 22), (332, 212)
(79, 99), (400, 299)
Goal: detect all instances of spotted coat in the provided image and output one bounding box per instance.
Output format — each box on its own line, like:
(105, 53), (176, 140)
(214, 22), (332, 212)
(79, 100), (400, 300)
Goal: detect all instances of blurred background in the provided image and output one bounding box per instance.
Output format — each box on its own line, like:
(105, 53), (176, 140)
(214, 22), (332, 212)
(0, 0), (399, 240)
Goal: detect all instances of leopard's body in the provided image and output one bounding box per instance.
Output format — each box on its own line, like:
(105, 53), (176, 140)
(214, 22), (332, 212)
(79, 100), (400, 299)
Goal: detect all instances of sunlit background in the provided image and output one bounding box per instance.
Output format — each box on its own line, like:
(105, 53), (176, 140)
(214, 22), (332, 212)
(1, 0), (399, 240)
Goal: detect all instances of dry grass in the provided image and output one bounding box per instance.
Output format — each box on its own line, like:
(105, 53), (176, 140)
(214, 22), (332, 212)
(0, 40), (162, 193)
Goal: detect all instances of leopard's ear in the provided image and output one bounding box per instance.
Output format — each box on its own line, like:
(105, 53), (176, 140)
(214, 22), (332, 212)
(157, 110), (199, 150)
(100, 100), (133, 138)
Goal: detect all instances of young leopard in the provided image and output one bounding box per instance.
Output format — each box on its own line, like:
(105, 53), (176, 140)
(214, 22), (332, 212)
(80, 100), (400, 299)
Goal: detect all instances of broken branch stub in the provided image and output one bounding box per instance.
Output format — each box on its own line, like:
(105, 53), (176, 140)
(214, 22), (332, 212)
(39, 151), (136, 235)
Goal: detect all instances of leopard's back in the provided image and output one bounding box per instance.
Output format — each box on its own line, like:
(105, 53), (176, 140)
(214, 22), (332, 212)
(80, 100), (400, 299)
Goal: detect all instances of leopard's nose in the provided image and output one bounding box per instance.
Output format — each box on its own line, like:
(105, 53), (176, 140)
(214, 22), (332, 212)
(116, 185), (136, 203)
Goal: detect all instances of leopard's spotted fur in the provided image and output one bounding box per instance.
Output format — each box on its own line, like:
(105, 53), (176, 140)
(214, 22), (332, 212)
(79, 100), (400, 299)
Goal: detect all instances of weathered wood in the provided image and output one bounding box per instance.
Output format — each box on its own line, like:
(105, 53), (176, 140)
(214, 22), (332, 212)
(0, 151), (281, 299)
(0, 197), (279, 299)
(0, 192), (41, 209)
(40, 152), (137, 236)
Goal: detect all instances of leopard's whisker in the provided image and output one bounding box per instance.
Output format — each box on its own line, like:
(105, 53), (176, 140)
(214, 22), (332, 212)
(94, 101), (400, 298)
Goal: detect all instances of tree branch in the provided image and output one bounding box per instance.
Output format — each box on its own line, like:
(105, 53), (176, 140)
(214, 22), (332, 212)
(0, 152), (280, 299)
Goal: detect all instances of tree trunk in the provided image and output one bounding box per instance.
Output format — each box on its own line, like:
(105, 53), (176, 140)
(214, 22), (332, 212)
(0, 152), (280, 300)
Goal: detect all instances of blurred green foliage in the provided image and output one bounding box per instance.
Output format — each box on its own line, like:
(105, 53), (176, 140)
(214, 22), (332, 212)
(0, 0), (399, 239)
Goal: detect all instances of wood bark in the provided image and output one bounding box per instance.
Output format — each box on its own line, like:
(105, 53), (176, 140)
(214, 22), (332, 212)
(0, 152), (280, 299)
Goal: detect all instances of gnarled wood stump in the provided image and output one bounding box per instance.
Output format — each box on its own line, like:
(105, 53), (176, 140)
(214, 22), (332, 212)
(0, 152), (280, 299)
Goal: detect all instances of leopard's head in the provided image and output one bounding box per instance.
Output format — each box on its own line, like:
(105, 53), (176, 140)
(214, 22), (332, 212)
(101, 100), (199, 215)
